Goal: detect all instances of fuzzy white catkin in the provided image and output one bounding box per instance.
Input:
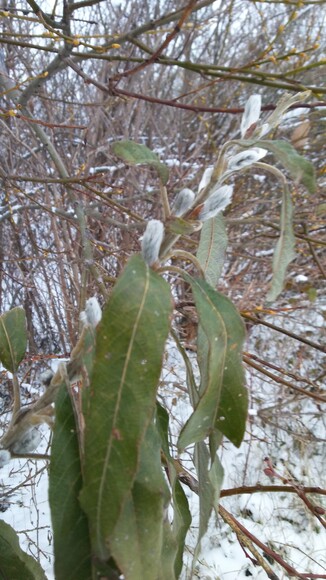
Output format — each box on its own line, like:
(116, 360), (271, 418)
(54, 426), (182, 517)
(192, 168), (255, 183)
(141, 220), (164, 266)
(227, 147), (267, 172)
(0, 449), (11, 468)
(240, 94), (262, 138)
(199, 185), (233, 221)
(172, 188), (195, 217)
(12, 427), (42, 454)
(80, 296), (102, 328)
(198, 166), (214, 193)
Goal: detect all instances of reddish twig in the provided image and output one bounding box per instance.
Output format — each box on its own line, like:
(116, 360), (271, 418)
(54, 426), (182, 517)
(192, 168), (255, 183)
(263, 458), (326, 528)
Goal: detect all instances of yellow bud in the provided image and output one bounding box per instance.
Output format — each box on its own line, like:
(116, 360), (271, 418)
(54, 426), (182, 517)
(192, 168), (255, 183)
(110, 43), (121, 49)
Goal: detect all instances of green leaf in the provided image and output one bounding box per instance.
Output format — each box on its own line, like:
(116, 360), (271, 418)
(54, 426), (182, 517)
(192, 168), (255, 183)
(0, 520), (46, 579)
(156, 403), (191, 578)
(197, 214), (228, 287)
(192, 443), (224, 569)
(178, 277), (247, 448)
(0, 307), (27, 373)
(112, 140), (169, 184)
(211, 290), (247, 446)
(80, 255), (172, 561)
(178, 277), (227, 451)
(266, 181), (296, 302)
(49, 382), (92, 580)
(110, 421), (170, 580)
(260, 140), (316, 194)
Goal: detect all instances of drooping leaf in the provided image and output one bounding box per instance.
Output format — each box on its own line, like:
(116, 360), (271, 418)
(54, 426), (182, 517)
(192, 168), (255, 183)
(259, 140), (316, 193)
(0, 307), (27, 373)
(49, 382), (92, 580)
(110, 421), (170, 580)
(192, 442), (224, 569)
(210, 290), (247, 446)
(156, 402), (191, 578)
(0, 520), (46, 579)
(266, 181), (296, 302)
(197, 214), (228, 287)
(112, 139), (169, 184)
(178, 276), (227, 451)
(178, 277), (247, 448)
(80, 255), (172, 561)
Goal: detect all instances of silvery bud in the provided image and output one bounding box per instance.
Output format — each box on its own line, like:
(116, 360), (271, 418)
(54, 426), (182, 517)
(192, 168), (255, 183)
(241, 94), (262, 138)
(141, 220), (164, 266)
(172, 188), (195, 217)
(12, 428), (42, 454)
(227, 147), (267, 172)
(40, 369), (54, 387)
(198, 166), (213, 193)
(199, 185), (233, 221)
(80, 297), (102, 328)
(0, 449), (11, 468)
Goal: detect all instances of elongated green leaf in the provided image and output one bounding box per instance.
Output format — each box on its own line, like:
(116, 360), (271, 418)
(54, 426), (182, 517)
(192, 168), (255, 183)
(266, 181), (296, 302)
(197, 214), (228, 287)
(156, 403), (191, 578)
(259, 140), (316, 193)
(178, 277), (227, 451)
(0, 307), (27, 373)
(112, 140), (169, 184)
(49, 382), (92, 580)
(80, 255), (172, 561)
(178, 277), (247, 448)
(110, 421), (170, 580)
(192, 442), (224, 569)
(211, 290), (247, 446)
(0, 520), (46, 579)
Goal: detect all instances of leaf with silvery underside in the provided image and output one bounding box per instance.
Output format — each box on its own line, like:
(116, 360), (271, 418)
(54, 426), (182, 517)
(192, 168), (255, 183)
(0, 520), (46, 580)
(197, 214), (228, 287)
(110, 421), (171, 580)
(49, 382), (92, 580)
(267, 181), (296, 302)
(0, 307), (27, 373)
(80, 255), (172, 562)
(266, 90), (311, 130)
(156, 402), (191, 579)
(259, 140), (316, 194)
(178, 275), (227, 451)
(112, 139), (169, 184)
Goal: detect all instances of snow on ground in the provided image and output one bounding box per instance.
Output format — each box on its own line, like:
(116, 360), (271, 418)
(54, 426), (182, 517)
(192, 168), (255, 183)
(0, 297), (325, 579)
